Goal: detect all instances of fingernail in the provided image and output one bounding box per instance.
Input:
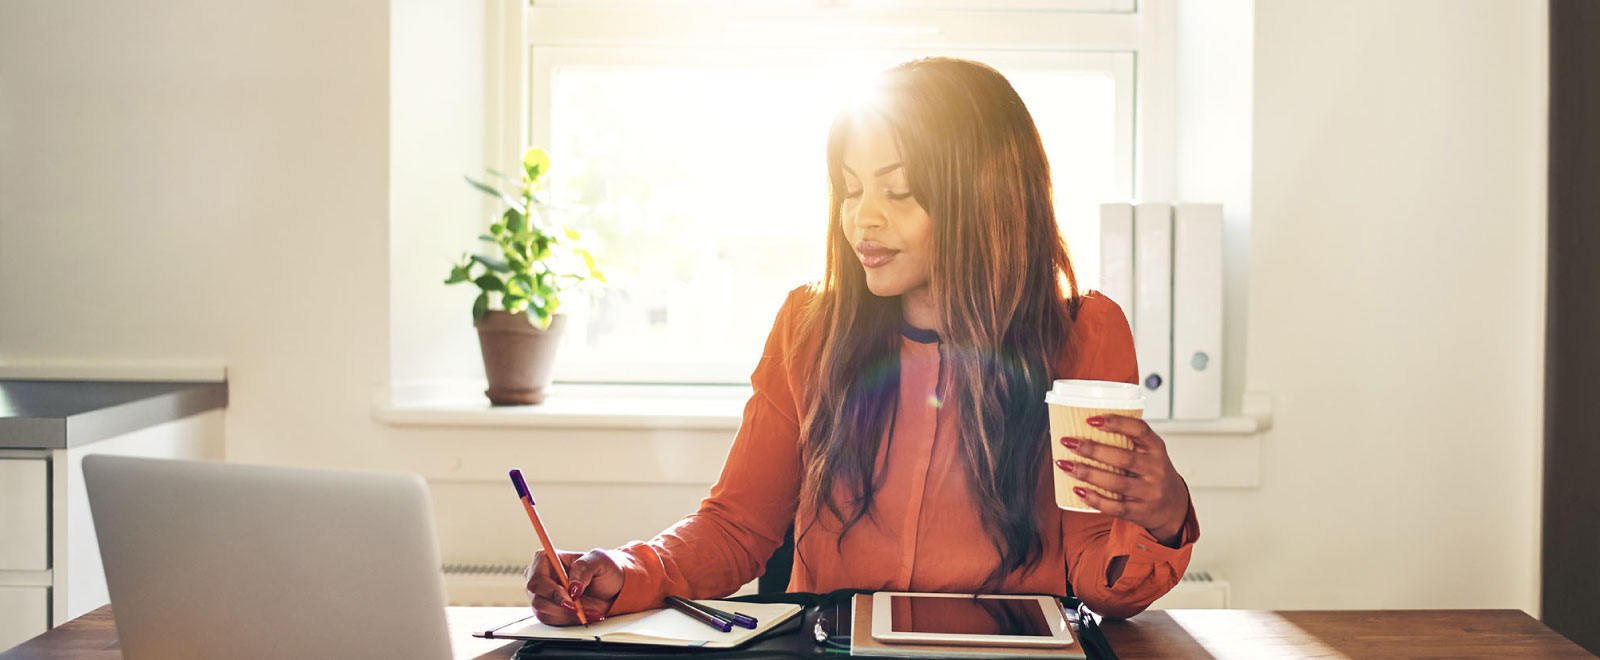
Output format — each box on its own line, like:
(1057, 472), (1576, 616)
(1086, 416), (1105, 427)
(587, 609), (605, 621)
(568, 582), (582, 599)
(1061, 437), (1080, 449)
(561, 600), (576, 611)
(1056, 459), (1075, 472)
(1073, 486), (1089, 497)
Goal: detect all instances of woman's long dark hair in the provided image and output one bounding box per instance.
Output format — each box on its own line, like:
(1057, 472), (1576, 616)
(795, 57), (1081, 590)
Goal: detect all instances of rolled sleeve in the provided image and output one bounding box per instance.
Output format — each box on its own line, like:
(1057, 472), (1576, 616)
(1108, 501), (1199, 580)
(1065, 500), (1200, 619)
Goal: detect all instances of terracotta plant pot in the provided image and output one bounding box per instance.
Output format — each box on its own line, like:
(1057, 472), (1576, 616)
(474, 311), (567, 405)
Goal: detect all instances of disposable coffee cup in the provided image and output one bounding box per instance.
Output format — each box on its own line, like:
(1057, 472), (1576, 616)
(1045, 379), (1145, 512)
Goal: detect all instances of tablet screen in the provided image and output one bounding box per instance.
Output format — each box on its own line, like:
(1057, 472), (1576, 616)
(887, 596), (1055, 637)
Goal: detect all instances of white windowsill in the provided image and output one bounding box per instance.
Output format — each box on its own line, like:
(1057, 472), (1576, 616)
(373, 381), (756, 431)
(375, 380), (1271, 435)
(375, 382), (1271, 489)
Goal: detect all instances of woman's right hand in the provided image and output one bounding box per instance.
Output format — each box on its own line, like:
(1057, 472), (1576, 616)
(524, 548), (624, 626)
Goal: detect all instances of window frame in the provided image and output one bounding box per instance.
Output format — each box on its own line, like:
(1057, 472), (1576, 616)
(498, 1), (1175, 385)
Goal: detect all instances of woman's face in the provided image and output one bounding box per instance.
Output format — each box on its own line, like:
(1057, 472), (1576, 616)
(840, 113), (934, 300)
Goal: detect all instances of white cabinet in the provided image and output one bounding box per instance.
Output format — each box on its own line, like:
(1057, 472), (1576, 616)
(0, 586), (49, 651)
(0, 459), (48, 569)
(0, 458), (52, 651)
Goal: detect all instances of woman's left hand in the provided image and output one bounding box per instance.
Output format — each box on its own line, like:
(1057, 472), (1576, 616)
(1056, 414), (1191, 546)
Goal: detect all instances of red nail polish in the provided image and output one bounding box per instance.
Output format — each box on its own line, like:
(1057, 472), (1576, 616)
(561, 600), (576, 611)
(1086, 416), (1105, 427)
(1062, 437), (1080, 449)
(1056, 460), (1075, 472)
(1073, 487), (1088, 497)
(569, 582), (582, 599)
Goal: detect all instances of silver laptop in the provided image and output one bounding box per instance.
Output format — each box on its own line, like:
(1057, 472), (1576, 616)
(83, 455), (454, 660)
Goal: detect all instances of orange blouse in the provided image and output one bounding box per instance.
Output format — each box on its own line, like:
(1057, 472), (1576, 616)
(609, 286), (1199, 619)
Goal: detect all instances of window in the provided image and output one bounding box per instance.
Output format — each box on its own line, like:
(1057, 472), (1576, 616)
(517, 2), (1167, 383)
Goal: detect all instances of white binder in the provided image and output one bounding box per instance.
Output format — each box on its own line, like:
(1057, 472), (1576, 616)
(1133, 203), (1173, 420)
(1098, 203), (1136, 328)
(1172, 203), (1224, 420)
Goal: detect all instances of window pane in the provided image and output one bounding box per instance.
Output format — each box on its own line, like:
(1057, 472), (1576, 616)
(549, 58), (1118, 380)
(847, 0), (1133, 11)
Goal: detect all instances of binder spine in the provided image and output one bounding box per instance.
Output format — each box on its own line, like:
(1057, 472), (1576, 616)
(1172, 203), (1224, 420)
(1098, 203), (1136, 328)
(1133, 203), (1173, 420)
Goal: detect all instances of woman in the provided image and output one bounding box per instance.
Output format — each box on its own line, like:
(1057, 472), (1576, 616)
(527, 57), (1198, 624)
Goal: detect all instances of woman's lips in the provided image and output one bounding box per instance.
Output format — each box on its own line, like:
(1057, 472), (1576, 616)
(857, 242), (899, 268)
(860, 251), (897, 268)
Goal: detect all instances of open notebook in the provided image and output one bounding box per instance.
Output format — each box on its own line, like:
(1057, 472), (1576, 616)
(474, 600), (804, 649)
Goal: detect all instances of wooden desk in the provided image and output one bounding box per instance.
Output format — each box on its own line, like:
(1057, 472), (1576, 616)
(2, 606), (1592, 659)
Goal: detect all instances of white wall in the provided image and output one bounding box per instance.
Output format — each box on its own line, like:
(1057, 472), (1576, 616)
(1202, 0), (1547, 611)
(389, 0), (492, 385)
(0, 0), (392, 470)
(0, 0), (1549, 613)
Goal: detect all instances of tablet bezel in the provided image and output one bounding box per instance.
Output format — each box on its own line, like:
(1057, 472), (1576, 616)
(868, 592), (1075, 648)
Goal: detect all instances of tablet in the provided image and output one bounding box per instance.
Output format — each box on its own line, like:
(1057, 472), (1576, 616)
(869, 592), (1075, 648)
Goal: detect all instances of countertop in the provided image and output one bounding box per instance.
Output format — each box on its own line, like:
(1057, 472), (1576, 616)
(0, 380), (228, 449)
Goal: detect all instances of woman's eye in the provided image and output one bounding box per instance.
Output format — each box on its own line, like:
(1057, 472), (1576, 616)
(886, 191), (913, 201)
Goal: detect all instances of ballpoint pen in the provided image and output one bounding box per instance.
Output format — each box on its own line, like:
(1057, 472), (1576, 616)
(509, 469), (588, 626)
(669, 596), (758, 629)
(665, 595), (733, 633)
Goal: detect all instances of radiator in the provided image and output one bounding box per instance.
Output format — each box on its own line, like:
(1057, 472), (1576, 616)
(1148, 570), (1231, 609)
(443, 563), (1230, 609)
(442, 563), (528, 607)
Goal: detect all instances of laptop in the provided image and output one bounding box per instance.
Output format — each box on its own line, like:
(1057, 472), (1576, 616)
(83, 455), (454, 660)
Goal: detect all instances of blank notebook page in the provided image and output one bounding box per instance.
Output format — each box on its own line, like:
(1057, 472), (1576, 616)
(482, 600), (803, 649)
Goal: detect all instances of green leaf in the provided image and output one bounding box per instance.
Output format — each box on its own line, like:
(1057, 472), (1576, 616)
(477, 234), (496, 243)
(470, 254), (511, 273)
(463, 175), (503, 197)
(506, 209), (527, 234)
(512, 274), (536, 296)
(564, 226), (581, 240)
(506, 251), (529, 273)
(523, 148), (551, 183)
(464, 175), (526, 214)
(472, 292), (489, 321)
(532, 308), (552, 330)
(502, 294), (528, 314)
(474, 274), (505, 291)
(444, 264), (471, 284)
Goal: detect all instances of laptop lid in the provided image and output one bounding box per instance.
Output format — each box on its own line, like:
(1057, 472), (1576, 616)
(83, 455), (453, 660)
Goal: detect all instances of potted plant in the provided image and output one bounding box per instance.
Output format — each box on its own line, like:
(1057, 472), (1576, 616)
(445, 147), (604, 405)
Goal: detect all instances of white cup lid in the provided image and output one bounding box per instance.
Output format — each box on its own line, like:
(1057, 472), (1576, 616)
(1044, 379), (1145, 410)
